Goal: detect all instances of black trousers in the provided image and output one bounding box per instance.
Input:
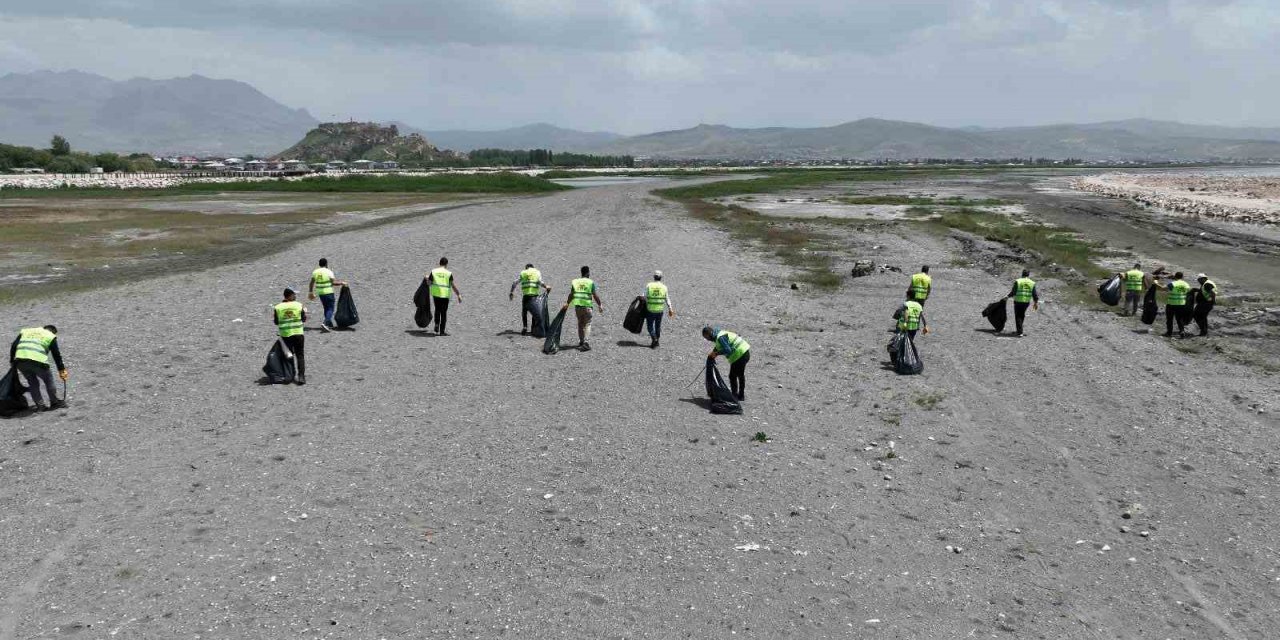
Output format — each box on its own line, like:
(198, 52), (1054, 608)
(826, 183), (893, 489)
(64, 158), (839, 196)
(1194, 301), (1214, 336)
(1165, 303), (1186, 335)
(433, 297), (450, 333)
(282, 334), (305, 376)
(729, 351), (750, 400)
(521, 294), (536, 329)
(15, 359), (58, 405)
(1013, 302), (1030, 334)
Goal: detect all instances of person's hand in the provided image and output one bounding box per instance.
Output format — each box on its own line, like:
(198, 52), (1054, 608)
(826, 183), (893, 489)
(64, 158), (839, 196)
(1034, 302), (1040, 312)
(707, 352), (717, 360)
(59, 369), (69, 382)
(668, 309), (676, 318)
(308, 293), (316, 301)
(509, 293), (514, 301)
(560, 304), (569, 311)
(923, 327), (931, 335)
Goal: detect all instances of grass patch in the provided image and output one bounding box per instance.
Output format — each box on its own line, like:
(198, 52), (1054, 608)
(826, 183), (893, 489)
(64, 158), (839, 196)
(752, 432), (770, 443)
(912, 392), (946, 410)
(654, 167), (975, 201)
(837, 195), (1005, 206)
(924, 208), (1109, 279)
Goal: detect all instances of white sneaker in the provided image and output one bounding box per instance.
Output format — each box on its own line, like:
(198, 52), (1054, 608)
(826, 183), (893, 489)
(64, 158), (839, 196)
(320, 324), (331, 333)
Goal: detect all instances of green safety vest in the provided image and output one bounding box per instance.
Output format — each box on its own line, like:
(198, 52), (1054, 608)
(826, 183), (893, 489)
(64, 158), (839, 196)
(1014, 277), (1036, 303)
(1125, 269), (1144, 291)
(429, 268), (452, 298)
(571, 278), (595, 307)
(14, 327), (55, 365)
(716, 330), (750, 364)
(1168, 280), (1191, 306)
(646, 281), (668, 313)
(519, 268), (542, 296)
(898, 301), (923, 331)
(910, 273), (931, 300)
(1200, 280), (1217, 303)
(275, 301), (304, 337)
(312, 267), (335, 296)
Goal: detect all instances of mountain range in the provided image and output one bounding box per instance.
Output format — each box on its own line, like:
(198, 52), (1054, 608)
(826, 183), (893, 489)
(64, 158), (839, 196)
(5, 70), (1280, 161)
(0, 70), (317, 155)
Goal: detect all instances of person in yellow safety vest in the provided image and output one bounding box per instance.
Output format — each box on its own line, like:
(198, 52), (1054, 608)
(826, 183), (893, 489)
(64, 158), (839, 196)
(1193, 273), (1218, 337)
(1005, 269), (1040, 337)
(510, 263), (552, 335)
(906, 265), (932, 306)
(703, 325), (751, 401)
(308, 258), (347, 333)
(272, 288), (307, 385)
(1121, 262), (1146, 317)
(893, 299), (930, 341)
(1155, 271), (1191, 338)
(426, 257), (462, 336)
(561, 265), (604, 351)
(643, 270), (676, 349)
(9, 324), (67, 411)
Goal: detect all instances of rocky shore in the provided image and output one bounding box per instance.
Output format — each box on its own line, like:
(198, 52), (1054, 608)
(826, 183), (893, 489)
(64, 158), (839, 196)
(1071, 172), (1280, 225)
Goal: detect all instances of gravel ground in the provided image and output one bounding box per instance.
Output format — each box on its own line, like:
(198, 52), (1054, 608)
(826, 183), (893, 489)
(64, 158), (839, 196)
(1, 180), (1279, 638)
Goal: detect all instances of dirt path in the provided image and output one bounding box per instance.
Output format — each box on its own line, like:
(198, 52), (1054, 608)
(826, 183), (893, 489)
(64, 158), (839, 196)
(1, 180), (1277, 638)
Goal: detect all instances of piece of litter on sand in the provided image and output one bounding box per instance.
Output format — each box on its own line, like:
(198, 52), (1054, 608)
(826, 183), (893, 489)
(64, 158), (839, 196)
(734, 543), (762, 552)
(865, 619), (881, 624)
(232, 318), (243, 323)
(543, 493), (554, 500)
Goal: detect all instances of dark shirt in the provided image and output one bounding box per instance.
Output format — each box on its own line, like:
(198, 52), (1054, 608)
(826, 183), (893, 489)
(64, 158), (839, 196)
(10, 335), (65, 370)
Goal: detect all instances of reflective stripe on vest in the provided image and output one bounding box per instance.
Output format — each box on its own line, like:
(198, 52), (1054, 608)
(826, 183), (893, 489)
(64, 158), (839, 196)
(275, 301), (304, 337)
(312, 267), (334, 296)
(910, 273), (931, 300)
(1014, 278), (1036, 303)
(429, 268), (452, 298)
(646, 281), (668, 313)
(898, 301), (923, 331)
(571, 278), (594, 307)
(717, 330), (750, 364)
(519, 268), (542, 296)
(1200, 280), (1217, 303)
(1168, 280), (1191, 306)
(14, 327), (54, 365)
(1125, 270), (1144, 291)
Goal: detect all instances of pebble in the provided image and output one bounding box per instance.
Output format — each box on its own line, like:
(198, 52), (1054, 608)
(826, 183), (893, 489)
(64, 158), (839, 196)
(1120, 526), (1131, 533)
(1139, 531), (1150, 538)
(543, 493), (554, 500)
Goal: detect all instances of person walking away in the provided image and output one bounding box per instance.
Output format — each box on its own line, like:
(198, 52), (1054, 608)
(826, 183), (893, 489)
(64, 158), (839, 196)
(9, 325), (67, 410)
(1158, 271), (1191, 338)
(907, 266), (932, 306)
(644, 270), (675, 348)
(1194, 273), (1217, 336)
(562, 266), (603, 351)
(893, 299), (930, 341)
(428, 257), (462, 336)
(1122, 263), (1145, 316)
(1006, 270), (1040, 336)
(273, 288), (306, 385)
(308, 258), (347, 332)
(510, 263), (551, 335)
(704, 325), (751, 401)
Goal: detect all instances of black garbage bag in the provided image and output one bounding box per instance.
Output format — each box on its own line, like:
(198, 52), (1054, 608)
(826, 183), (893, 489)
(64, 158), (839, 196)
(529, 293), (548, 338)
(1140, 285), (1158, 325)
(892, 331), (923, 375)
(623, 296), (646, 334)
(334, 286), (359, 329)
(412, 279), (432, 328)
(542, 307), (568, 354)
(1098, 275), (1122, 306)
(262, 339), (297, 384)
(705, 359), (743, 415)
(982, 298), (1008, 332)
(0, 366), (30, 416)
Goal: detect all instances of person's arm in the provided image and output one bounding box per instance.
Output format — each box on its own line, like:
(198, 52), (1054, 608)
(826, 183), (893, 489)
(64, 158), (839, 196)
(715, 334), (733, 356)
(1032, 285), (1039, 303)
(451, 276), (461, 302)
(9, 336), (17, 364)
(920, 312), (929, 332)
(272, 308), (279, 325)
(1007, 282), (1018, 298)
(1205, 282), (1216, 300)
(301, 307), (308, 322)
(308, 274), (316, 300)
(510, 279), (520, 299)
(892, 305), (903, 320)
(48, 338), (65, 371)
(592, 284), (603, 311)
(542, 280), (551, 293)
(666, 293), (675, 316)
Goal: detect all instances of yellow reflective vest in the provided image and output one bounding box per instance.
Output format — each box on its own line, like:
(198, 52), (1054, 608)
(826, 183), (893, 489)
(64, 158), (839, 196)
(646, 281), (668, 313)
(274, 301), (304, 337)
(429, 268), (452, 299)
(14, 327), (55, 365)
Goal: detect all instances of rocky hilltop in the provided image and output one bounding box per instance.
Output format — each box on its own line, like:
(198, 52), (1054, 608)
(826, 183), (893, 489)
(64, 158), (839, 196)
(272, 122), (461, 163)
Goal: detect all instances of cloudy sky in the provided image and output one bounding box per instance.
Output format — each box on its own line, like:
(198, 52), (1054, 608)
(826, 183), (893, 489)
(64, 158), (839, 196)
(0, 0), (1275, 133)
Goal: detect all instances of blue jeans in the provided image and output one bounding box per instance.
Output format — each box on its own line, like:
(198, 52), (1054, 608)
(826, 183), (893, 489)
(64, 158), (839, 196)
(646, 312), (663, 339)
(319, 293), (336, 327)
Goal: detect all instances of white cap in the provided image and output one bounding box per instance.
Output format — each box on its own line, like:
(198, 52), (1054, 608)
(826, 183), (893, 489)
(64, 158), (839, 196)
(654, 270), (663, 278)
(1196, 273), (1207, 279)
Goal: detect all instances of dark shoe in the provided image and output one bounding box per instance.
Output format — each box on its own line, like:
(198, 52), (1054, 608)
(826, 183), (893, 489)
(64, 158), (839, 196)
(319, 324), (331, 333)
(34, 403), (49, 412)
(1163, 333), (1173, 337)
(48, 400), (67, 410)
(650, 338), (658, 349)
(735, 393), (745, 401)
(580, 342), (591, 351)
(296, 374), (307, 385)
(1179, 332), (1188, 338)
(521, 329), (529, 335)
(1016, 331), (1025, 337)
(439, 331), (450, 337)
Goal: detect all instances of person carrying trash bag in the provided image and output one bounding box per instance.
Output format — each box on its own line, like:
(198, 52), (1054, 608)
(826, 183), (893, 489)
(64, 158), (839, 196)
(892, 298), (929, 341)
(1193, 273), (1218, 336)
(561, 266), (604, 351)
(1156, 271), (1192, 338)
(906, 265), (932, 306)
(1006, 270), (1040, 337)
(308, 258), (347, 332)
(644, 270), (676, 348)
(1120, 263), (1147, 316)
(427, 257), (462, 336)
(272, 287), (307, 385)
(8, 324), (68, 411)
(703, 325), (750, 401)
(510, 263), (551, 336)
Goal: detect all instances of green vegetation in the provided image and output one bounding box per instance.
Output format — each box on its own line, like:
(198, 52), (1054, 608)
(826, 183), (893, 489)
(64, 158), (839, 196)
(912, 392), (946, 410)
(752, 432), (770, 443)
(468, 148), (634, 168)
(837, 195), (1005, 206)
(924, 208), (1109, 280)
(655, 168), (970, 201)
(0, 136), (156, 173)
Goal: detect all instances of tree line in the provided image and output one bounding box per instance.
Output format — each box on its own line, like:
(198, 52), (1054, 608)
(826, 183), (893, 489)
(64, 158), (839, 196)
(0, 135), (157, 173)
(463, 148), (634, 168)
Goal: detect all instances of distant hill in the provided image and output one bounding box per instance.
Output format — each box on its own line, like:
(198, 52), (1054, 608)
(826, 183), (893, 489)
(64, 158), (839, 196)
(273, 122), (460, 163)
(0, 70), (317, 155)
(585, 118), (1280, 161)
(406, 123), (624, 153)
